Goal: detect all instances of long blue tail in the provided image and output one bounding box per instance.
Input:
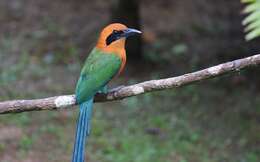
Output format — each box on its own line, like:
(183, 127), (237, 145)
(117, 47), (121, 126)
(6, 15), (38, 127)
(72, 98), (94, 162)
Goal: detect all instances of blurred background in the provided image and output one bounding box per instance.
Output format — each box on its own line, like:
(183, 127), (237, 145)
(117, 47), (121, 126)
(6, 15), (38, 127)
(0, 0), (260, 162)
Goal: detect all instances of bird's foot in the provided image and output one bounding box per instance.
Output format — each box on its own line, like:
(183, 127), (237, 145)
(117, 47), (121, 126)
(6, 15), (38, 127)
(109, 85), (125, 93)
(97, 85), (108, 94)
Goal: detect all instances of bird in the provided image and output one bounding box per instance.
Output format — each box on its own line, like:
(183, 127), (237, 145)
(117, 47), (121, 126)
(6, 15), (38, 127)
(72, 23), (141, 162)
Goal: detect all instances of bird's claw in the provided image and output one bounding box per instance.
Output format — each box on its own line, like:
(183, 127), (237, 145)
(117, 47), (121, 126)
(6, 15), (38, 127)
(109, 85), (125, 93)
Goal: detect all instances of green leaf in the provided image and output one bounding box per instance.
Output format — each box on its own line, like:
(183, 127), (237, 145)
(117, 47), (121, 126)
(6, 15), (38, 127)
(243, 2), (260, 13)
(241, 0), (260, 40)
(242, 10), (260, 25)
(246, 27), (260, 40)
(244, 19), (260, 32)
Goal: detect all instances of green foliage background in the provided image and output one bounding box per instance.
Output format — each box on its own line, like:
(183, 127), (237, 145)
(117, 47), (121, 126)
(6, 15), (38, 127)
(242, 0), (260, 40)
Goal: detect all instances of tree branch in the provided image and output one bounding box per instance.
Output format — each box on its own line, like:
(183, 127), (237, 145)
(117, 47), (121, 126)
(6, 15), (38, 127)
(1, 54), (260, 114)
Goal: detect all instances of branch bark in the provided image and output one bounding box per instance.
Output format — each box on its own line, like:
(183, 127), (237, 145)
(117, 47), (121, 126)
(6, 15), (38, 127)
(1, 54), (260, 114)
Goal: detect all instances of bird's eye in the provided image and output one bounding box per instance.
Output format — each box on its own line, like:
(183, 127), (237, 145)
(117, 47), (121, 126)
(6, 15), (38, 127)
(106, 30), (124, 46)
(112, 30), (124, 35)
(113, 30), (119, 34)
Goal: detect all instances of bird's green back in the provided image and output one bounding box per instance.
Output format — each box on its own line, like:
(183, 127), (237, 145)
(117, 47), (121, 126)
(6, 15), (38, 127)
(75, 48), (122, 104)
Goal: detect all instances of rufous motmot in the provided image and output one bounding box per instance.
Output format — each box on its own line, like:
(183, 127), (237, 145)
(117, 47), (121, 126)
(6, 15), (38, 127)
(72, 23), (141, 162)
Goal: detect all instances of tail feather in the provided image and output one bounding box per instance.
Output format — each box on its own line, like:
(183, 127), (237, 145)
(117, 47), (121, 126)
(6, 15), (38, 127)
(72, 98), (94, 162)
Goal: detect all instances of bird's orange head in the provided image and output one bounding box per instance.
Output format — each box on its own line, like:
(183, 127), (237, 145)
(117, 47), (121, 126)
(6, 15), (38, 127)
(96, 23), (141, 75)
(96, 23), (141, 54)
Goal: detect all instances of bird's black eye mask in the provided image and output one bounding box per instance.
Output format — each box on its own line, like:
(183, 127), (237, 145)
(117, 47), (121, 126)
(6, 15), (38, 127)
(106, 30), (124, 46)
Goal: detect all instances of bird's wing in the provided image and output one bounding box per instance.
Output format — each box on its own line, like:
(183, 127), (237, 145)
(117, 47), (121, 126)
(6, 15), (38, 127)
(75, 48), (122, 104)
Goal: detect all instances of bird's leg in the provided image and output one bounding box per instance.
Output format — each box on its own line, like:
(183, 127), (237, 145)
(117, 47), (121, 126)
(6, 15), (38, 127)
(98, 85), (108, 94)
(97, 85), (125, 95)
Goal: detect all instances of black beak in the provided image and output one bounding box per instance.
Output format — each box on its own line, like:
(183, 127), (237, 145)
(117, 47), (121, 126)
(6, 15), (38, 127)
(121, 28), (142, 38)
